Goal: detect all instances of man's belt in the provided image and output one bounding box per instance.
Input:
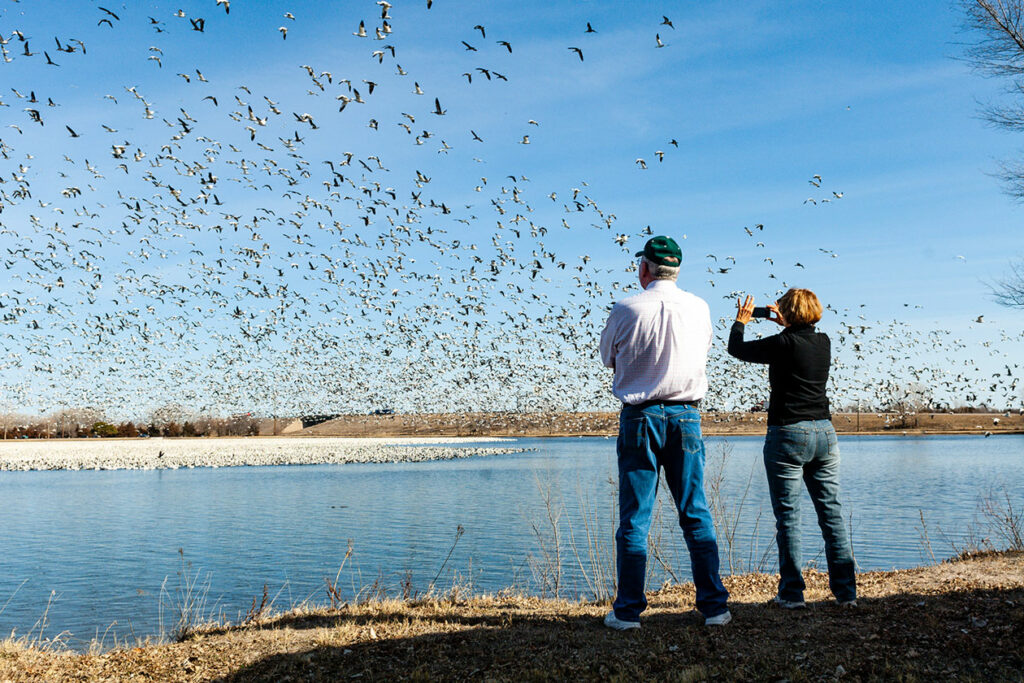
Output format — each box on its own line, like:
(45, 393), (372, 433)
(626, 399), (701, 410)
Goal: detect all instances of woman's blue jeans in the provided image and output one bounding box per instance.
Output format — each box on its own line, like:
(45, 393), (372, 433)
(763, 420), (857, 603)
(613, 403), (729, 621)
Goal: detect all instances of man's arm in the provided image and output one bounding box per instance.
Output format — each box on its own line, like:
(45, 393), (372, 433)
(703, 302), (714, 353)
(727, 321), (780, 364)
(599, 307), (619, 369)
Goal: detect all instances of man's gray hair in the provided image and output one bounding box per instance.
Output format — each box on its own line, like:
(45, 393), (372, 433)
(642, 256), (679, 281)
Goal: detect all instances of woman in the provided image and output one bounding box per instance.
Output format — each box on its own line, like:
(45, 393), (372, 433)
(729, 289), (857, 609)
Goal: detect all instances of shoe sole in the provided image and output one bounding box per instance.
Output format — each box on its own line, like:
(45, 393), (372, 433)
(773, 599), (806, 610)
(603, 614), (640, 630)
(705, 612), (732, 626)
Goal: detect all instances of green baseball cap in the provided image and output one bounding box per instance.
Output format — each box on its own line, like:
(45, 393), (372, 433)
(635, 235), (682, 266)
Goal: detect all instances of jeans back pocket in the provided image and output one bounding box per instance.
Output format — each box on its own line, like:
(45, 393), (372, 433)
(764, 426), (810, 465)
(619, 416), (647, 452)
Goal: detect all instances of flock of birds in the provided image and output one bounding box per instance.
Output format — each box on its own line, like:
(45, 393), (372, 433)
(0, 1), (1020, 425)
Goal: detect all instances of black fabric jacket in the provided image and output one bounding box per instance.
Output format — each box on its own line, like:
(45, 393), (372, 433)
(727, 321), (831, 426)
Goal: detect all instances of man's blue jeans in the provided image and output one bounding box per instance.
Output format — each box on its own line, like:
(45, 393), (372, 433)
(613, 403), (729, 621)
(763, 420), (857, 603)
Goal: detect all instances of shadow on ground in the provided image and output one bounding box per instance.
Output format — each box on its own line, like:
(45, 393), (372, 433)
(213, 584), (1024, 681)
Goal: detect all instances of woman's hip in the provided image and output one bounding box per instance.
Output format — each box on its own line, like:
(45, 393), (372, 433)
(764, 420), (836, 465)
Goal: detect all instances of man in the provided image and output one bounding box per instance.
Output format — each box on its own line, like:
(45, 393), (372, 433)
(599, 235), (731, 629)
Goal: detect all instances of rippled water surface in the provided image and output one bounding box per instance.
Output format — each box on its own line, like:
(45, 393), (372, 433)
(1, 435), (1021, 648)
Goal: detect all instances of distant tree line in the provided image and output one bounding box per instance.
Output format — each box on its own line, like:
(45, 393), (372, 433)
(836, 402), (1012, 414)
(0, 411), (260, 439)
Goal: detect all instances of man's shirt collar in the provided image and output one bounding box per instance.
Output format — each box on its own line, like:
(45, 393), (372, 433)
(645, 279), (678, 291)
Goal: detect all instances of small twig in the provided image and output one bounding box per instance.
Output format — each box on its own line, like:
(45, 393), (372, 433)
(429, 524), (465, 592)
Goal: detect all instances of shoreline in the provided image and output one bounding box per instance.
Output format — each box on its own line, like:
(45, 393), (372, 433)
(3, 551), (1021, 680)
(3, 412), (1020, 442)
(0, 437), (527, 472)
(0, 420), (1019, 471)
(284, 411), (1024, 438)
(1, 428), (1021, 442)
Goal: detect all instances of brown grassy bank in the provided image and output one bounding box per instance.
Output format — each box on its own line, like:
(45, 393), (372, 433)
(293, 411), (1024, 438)
(2, 552), (1021, 681)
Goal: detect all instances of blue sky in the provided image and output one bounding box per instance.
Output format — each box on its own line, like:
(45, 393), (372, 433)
(0, 0), (1021, 416)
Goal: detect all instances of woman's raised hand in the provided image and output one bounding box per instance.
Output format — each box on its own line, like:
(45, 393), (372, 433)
(767, 303), (787, 327)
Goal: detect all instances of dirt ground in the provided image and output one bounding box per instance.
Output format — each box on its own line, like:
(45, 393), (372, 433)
(2, 551), (1021, 681)
(293, 411), (1024, 438)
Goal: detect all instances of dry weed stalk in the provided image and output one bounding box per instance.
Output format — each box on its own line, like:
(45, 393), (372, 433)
(562, 477), (616, 601)
(934, 486), (1024, 558)
(324, 540), (355, 609)
(428, 524), (466, 594)
(705, 440), (758, 574)
(359, 570), (390, 604)
(400, 569), (415, 600)
(159, 548), (220, 642)
(980, 485), (1023, 550)
(0, 589), (72, 654)
(241, 584), (269, 626)
(527, 475), (563, 598)
(648, 498), (682, 587)
(78, 619), (159, 656)
(917, 509), (938, 565)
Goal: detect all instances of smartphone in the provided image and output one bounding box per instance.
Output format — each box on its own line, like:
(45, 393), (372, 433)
(751, 307), (770, 318)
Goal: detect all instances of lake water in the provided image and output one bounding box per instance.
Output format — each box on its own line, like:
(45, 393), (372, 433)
(1, 435), (1022, 648)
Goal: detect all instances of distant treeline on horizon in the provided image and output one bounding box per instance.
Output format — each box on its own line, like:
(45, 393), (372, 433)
(0, 403), (1020, 439)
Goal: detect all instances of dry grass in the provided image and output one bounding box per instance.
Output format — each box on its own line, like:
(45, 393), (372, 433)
(1, 551), (1021, 681)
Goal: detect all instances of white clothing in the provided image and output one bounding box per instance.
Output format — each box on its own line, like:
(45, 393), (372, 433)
(599, 280), (713, 404)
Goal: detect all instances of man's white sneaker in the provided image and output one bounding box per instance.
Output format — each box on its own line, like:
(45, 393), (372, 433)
(772, 595), (807, 609)
(604, 610), (640, 630)
(838, 599), (858, 608)
(705, 610), (732, 626)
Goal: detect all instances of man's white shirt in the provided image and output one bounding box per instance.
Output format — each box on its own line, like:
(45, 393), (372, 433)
(599, 279), (713, 405)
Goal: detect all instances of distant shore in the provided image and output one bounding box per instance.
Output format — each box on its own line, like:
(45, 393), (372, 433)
(1, 414), (1016, 469)
(284, 411), (1024, 438)
(0, 437), (525, 471)
(2, 413), (1020, 454)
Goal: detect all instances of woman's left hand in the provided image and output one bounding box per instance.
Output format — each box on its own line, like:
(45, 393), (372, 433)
(735, 295), (755, 324)
(766, 303), (787, 327)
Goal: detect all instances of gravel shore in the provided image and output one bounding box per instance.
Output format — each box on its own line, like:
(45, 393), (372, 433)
(0, 437), (527, 471)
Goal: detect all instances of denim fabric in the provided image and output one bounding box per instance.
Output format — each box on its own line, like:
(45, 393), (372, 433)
(763, 420), (857, 603)
(613, 403), (729, 621)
